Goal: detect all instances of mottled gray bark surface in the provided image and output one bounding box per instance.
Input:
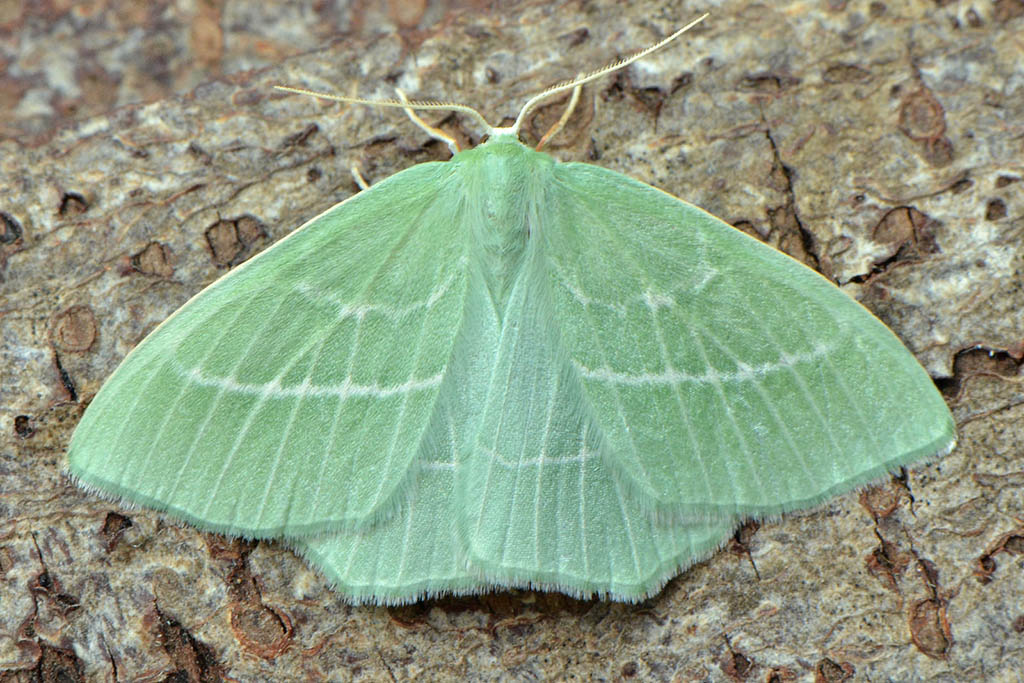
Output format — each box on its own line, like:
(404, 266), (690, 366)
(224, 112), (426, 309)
(2, 1), (1022, 680)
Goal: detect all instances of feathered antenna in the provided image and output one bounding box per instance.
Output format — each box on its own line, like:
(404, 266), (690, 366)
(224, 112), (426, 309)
(274, 13), (709, 144)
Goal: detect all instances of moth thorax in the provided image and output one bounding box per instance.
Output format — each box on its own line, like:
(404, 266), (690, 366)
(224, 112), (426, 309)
(472, 195), (532, 315)
(463, 151), (536, 313)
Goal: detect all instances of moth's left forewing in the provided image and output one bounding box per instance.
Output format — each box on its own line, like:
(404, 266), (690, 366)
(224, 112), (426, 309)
(67, 161), (475, 539)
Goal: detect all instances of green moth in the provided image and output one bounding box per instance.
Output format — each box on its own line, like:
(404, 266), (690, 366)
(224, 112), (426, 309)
(67, 17), (955, 603)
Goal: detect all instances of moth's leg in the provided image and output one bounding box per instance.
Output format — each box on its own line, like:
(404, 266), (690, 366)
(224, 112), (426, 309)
(350, 164), (370, 191)
(537, 82), (582, 150)
(395, 88), (461, 155)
